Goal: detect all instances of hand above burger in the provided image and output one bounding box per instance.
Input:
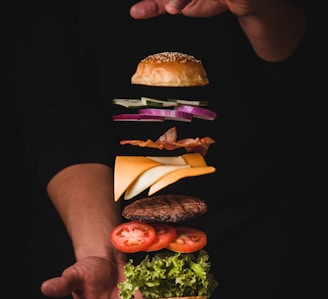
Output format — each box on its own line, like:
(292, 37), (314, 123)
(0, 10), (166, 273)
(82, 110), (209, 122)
(130, 0), (267, 19)
(130, 0), (308, 62)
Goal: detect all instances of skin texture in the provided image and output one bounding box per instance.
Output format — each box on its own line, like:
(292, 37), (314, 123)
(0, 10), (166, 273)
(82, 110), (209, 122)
(130, 0), (307, 62)
(39, 1), (307, 298)
(41, 164), (135, 299)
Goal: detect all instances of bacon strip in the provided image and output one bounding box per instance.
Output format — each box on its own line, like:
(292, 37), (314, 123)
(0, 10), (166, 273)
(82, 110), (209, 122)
(119, 127), (215, 156)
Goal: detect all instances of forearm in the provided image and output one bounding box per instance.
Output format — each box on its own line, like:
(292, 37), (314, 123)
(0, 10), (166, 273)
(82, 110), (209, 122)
(47, 163), (120, 261)
(237, 0), (307, 62)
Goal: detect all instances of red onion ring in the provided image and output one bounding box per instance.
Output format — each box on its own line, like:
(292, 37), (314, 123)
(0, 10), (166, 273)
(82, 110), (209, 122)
(174, 105), (217, 120)
(112, 114), (164, 122)
(138, 108), (193, 122)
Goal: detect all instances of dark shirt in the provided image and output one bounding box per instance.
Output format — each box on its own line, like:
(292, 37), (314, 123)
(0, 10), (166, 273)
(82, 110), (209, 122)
(10, 1), (316, 297)
(12, 0), (309, 188)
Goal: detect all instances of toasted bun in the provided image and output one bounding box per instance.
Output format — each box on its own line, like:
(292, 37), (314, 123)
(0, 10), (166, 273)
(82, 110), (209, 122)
(131, 52), (209, 87)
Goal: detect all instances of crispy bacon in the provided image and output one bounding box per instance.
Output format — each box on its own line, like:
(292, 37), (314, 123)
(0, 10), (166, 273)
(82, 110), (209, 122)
(119, 127), (215, 156)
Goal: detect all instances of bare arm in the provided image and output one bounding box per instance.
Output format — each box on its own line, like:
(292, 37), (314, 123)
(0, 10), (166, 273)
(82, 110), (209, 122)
(41, 163), (132, 299)
(47, 163), (120, 261)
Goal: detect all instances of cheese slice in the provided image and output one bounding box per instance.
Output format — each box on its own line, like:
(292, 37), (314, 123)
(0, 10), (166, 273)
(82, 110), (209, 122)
(124, 164), (190, 200)
(146, 155), (187, 165)
(149, 166), (216, 195)
(148, 153), (215, 195)
(181, 153), (209, 167)
(114, 156), (161, 201)
(114, 153), (216, 201)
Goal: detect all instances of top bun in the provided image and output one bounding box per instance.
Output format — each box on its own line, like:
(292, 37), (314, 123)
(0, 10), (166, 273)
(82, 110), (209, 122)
(131, 52), (209, 87)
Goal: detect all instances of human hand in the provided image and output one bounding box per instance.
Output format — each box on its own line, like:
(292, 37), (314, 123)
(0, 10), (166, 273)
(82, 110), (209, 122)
(129, 0), (268, 19)
(41, 255), (142, 299)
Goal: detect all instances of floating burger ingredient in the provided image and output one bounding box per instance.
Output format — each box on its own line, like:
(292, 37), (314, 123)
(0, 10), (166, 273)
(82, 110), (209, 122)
(110, 52), (218, 299)
(118, 250), (218, 299)
(122, 194), (208, 223)
(111, 195), (208, 253)
(120, 127), (215, 156)
(110, 194), (218, 299)
(114, 153), (215, 201)
(131, 51), (209, 87)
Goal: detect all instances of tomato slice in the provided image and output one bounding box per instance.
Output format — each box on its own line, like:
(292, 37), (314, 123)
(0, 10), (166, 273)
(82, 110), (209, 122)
(166, 226), (207, 253)
(144, 223), (177, 252)
(110, 221), (156, 253)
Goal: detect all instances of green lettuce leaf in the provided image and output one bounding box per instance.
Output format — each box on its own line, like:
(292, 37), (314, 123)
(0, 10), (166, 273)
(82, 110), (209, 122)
(118, 250), (219, 299)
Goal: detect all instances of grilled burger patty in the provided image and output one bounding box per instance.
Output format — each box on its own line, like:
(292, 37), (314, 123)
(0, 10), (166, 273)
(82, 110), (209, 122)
(122, 194), (208, 223)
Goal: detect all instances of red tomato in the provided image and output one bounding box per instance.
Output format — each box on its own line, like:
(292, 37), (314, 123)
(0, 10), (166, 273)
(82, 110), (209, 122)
(166, 226), (207, 253)
(144, 223), (177, 252)
(110, 221), (156, 253)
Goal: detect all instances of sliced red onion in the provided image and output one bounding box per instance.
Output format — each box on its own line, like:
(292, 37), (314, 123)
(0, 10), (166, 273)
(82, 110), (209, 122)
(112, 114), (164, 122)
(174, 105), (217, 120)
(138, 108), (193, 122)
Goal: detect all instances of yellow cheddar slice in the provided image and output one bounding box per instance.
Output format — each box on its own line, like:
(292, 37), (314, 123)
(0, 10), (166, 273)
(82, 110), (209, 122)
(114, 153), (216, 201)
(146, 155), (187, 165)
(148, 153), (215, 195)
(148, 166), (216, 195)
(124, 164), (190, 200)
(114, 156), (161, 201)
(181, 153), (209, 167)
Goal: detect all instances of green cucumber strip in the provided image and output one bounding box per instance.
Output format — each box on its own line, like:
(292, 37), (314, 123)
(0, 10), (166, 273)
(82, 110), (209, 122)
(112, 98), (147, 108)
(141, 97), (178, 107)
(168, 99), (208, 106)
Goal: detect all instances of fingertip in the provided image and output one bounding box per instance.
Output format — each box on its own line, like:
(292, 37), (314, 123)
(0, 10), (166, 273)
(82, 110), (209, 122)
(129, 3), (151, 19)
(40, 280), (51, 295)
(129, 5), (139, 19)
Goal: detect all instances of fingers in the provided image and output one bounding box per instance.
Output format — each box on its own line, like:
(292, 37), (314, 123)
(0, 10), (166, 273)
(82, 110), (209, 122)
(129, 0), (192, 19)
(129, 1), (167, 19)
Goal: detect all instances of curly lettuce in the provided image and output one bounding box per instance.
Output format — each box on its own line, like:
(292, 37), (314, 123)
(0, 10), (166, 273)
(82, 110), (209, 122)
(118, 250), (219, 299)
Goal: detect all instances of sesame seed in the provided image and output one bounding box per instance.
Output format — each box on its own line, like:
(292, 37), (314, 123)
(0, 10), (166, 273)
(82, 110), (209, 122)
(142, 52), (201, 64)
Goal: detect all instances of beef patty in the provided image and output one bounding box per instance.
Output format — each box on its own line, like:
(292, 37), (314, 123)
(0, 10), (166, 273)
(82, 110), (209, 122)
(122, 194), (207, 223)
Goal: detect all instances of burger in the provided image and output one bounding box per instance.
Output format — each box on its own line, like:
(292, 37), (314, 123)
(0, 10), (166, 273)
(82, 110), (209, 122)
(110, 52), (218, 299)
